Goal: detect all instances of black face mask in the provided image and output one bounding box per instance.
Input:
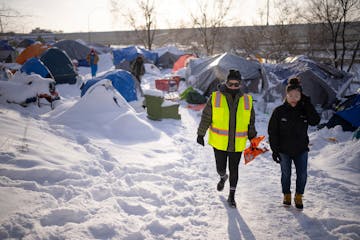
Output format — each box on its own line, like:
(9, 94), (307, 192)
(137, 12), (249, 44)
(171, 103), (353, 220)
(225, 87), (240, 95)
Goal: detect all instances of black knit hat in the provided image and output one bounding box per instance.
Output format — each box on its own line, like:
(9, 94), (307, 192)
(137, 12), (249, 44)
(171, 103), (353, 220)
(286, 77), (302, 93)
(227, 69), (241, 82)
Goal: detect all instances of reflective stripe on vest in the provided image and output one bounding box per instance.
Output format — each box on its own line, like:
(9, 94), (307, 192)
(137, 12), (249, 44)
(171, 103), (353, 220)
(208, 91), (252, 152)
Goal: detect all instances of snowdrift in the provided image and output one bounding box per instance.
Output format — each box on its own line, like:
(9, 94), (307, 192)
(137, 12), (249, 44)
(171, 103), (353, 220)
(48, 80), (161, 143)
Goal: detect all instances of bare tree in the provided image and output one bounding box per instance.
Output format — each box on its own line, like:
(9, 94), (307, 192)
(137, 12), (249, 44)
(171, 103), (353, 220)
(190, 0), (233, 56)
(111, 0), (157, 50)
(262, 0), (302, 61)
(305, 0), (360, 71)
(0, 4), (20, 33)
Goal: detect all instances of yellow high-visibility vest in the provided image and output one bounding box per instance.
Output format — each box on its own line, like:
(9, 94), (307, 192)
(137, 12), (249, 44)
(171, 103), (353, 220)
(208, 91), (252, 152)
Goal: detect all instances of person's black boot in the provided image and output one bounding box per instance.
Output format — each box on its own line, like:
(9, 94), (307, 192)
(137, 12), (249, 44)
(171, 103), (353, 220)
(217, 174), (228, 191)
(227, 189), (237, 208)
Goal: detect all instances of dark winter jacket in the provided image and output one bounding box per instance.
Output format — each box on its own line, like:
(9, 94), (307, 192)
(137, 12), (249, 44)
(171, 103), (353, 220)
(268, 94), (321, 157)
(197, 84), (257, 152)
(130, 58), (145, 81)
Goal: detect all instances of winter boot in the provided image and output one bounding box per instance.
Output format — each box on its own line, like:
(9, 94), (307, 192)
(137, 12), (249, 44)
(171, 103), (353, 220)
(217, 174), (228, 191)
(294, 193), (303, 209)
(283, 193), (291, 206)
(227, 189), (237, 208)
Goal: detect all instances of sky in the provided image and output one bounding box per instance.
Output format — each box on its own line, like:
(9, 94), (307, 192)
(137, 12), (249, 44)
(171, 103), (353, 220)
(1, 0), (275, 33)
(0, 52), (359, 239)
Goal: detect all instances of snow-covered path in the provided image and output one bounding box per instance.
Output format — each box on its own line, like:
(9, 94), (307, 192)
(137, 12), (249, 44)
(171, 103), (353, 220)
(1, 52), (359, 239)
(1, 95), (359, 239)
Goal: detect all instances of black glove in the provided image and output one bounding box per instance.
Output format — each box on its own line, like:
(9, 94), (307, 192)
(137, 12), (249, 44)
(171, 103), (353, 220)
(272, 152), (281, 164)
(197, 135), (204, 146)
(301, 94), (311, 106)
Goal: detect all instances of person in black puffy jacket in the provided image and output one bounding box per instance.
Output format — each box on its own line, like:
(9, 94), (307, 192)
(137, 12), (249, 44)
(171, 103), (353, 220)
(268, 77), (320, 209)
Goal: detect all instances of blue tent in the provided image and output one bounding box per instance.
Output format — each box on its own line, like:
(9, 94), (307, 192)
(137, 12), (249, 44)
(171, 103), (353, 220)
(20, 57), (54, 79)
(336, 94), (360, 128)
(17, 39), (35, 48)
(0, 40), (15, 62)
(81, 70), (137, 102)
(113, 46), (158, 66)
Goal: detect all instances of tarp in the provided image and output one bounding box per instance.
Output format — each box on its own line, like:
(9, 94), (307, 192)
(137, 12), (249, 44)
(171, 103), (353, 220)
(262, 55), (353, 109)
(20, 57), (54, 79)
(53, 39), (91, 63)
(335, 94), (360, 128)
(81, 69), (137, 102)
(16, 42), (50, 64)
(40, 48), (77, 84)
(113, 46), (158, 66)
(186, 52), (262, 96)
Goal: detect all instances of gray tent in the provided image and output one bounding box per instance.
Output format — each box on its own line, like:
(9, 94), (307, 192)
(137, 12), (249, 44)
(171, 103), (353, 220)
(154, 46), (185, 69)
(262, 56), (353, 109)
(53, 39), (91, 60)
(186, 52), (262, 96)
(88, 43), (111, 54)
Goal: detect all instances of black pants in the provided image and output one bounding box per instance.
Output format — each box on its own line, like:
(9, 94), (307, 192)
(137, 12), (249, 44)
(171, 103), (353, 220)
(213, 148), (242, 190)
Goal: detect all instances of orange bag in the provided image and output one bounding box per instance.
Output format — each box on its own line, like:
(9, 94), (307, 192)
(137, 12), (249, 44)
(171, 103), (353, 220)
(244, 135), (268, 165)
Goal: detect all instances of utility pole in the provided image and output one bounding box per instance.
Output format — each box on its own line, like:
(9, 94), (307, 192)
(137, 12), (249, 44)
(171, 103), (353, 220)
(266, 0), (269, 26)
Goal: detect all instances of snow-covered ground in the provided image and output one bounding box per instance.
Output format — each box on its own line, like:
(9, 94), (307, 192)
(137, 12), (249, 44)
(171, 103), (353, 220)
(0, 54), (359, 240)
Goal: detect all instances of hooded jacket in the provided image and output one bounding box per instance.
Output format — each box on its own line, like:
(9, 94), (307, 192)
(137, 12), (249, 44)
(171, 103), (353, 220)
(268, 94), (320, 157)
(197, 84), (257, 152)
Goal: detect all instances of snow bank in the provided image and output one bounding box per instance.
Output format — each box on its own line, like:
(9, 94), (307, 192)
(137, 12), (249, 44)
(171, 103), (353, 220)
(48, 80), (161, 142)
(0, 73), (54, 103)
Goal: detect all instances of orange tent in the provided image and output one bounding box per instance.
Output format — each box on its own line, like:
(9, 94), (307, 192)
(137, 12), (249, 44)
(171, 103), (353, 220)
(172, 54), (196, 73)
(16, 43), (50, 64)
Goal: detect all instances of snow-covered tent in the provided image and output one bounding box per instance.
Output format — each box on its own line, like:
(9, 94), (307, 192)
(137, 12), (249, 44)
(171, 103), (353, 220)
(81, 69), (137, 102)
(113, 46), (158, 70)
(20, 57), (54, 79)
(186, 52), (262, 96)
(154, 46), (185, 69)
(0, 72), (56, 104)
(40, 48), (77, 84)
(53, 40), (91, 66)
(262, 56), (353, 109)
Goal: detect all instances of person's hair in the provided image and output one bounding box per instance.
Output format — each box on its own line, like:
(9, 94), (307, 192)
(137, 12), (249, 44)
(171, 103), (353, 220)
(227, 69), (241, 81)
(286, 77), (302, 93)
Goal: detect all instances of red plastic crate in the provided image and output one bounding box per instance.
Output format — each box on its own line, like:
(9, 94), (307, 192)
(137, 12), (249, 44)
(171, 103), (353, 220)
(155, 77), (180, 92)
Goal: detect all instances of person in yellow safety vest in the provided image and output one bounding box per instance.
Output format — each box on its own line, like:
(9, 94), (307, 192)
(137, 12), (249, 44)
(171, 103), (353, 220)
(197, 69), (257, 208)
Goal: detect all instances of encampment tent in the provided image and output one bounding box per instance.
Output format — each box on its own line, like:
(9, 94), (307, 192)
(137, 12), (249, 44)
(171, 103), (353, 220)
(16, 42), (50, 64)
(81, 69), (137, 102)
(20, 57), (54, 79)
(88, 42), (112, 54)
(186, 52), (262, 96)
(262, 56), (353, 109)
(0, 40), (16, 63)
(154, 46), (185, 69)
(40, 48), (77, 84)
(113, 46), (158, 69)
(326, 93), (360, 131)
(17, 39), (35, 48)
(172, 54), (197, 73)
(53, 40), (91, 66)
